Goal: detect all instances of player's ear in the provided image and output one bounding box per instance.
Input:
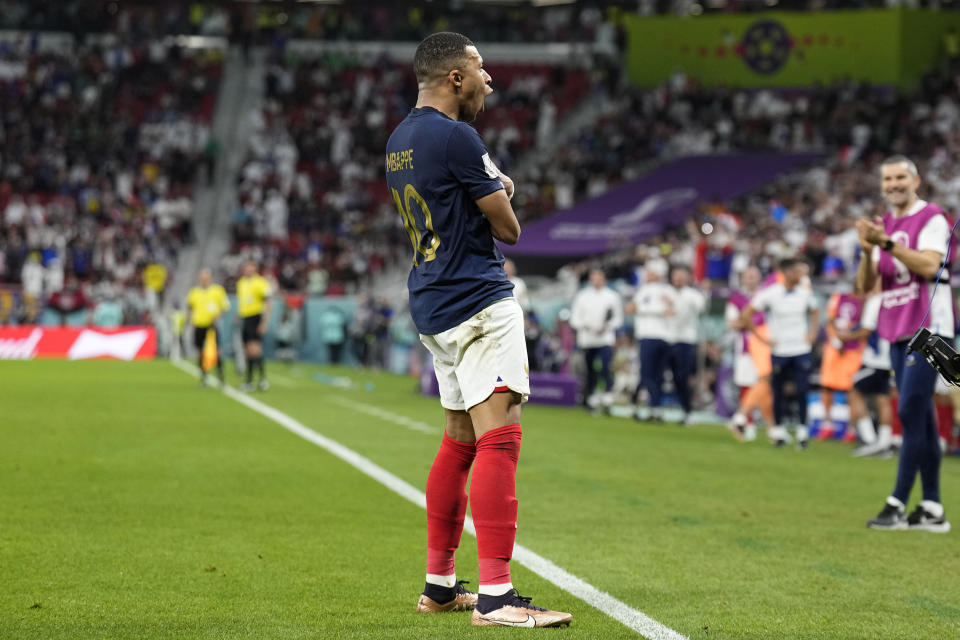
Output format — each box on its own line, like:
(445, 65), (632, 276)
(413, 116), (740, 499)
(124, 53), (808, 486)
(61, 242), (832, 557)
(449, 69), (463, 90)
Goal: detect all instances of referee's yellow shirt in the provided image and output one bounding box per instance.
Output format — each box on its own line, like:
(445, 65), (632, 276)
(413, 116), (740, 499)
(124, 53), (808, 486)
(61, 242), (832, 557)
(237, 275), (272, 318)
(186, 285), (230, 328)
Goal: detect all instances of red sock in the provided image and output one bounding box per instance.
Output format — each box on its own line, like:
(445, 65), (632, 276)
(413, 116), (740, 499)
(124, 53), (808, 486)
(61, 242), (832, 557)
(471, 424), (522, 589)
(425, 433), (476, 577)
(936, 402), (953, 443)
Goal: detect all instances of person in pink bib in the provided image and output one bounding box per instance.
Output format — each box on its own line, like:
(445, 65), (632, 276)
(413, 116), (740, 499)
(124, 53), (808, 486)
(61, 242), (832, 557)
(856, 155), (952, 533)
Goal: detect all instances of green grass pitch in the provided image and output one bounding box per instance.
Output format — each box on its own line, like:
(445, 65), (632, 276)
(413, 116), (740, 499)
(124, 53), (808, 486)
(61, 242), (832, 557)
(2, 359), (959, 639)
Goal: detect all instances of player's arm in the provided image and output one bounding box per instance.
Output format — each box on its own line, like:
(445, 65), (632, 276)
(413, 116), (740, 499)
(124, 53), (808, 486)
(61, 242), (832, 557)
(859, 216), (943, 280)
(476, 189), (520, 245)
(739, 305), (760, 335)
(185, 291), (195, 330)
(806, 306), (820, 347)
(726, 302), (748, 330)
(824, 295), (842, 348)
(498, 170), (514, 200)
(569, 295), (586, 332)
(855, 218), (880, 293)
(213, 286), (230, 323)
(740, 302), (771, 346)
(886, 245), (943, 280)
(259, 298), (272, 336)
(259, 280), (272, 335)
(447, 125), (520, 244)
(836, 327), (872, 342)
(692, 290), (707, 314)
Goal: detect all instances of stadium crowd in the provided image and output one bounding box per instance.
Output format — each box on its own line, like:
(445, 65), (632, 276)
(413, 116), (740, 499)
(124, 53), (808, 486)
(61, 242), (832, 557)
(0, 1), (626, 45)
(2, 0), (943, 43)
(0, 40), (222, 325)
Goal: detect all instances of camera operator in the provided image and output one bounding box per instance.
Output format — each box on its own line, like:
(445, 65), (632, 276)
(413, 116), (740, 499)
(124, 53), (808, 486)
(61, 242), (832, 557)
(856, 155), (952, 533)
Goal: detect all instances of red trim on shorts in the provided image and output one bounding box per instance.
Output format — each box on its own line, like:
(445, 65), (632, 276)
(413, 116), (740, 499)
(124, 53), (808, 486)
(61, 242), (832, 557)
(493, 385), (510, 393)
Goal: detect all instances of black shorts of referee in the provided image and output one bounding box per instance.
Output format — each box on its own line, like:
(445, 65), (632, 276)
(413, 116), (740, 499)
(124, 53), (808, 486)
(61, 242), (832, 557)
(241, 314), (263, 344)
(193, 325), (217, 351)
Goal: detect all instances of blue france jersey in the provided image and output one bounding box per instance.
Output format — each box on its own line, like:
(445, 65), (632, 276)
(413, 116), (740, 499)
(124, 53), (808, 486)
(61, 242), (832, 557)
(385, 107), (514, 335)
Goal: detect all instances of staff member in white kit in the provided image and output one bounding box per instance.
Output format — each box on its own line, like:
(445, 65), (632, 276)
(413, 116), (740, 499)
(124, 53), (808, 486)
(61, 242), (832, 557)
(628, 258), (675, 422)
(570, 268), (624, 412)
(668, 265), (706, 425)
(740, 258), (820, 448)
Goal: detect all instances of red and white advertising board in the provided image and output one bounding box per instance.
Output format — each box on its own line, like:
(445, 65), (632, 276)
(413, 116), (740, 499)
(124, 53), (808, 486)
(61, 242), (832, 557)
(0, 326), (156, 361)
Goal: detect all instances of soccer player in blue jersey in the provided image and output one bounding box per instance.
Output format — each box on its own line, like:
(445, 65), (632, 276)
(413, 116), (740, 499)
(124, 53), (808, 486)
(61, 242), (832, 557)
(386, 32), (572, 628)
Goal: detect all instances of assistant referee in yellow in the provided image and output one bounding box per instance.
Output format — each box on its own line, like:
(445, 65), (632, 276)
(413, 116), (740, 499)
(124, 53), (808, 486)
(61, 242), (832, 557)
(186, 268), (230, 385)
(237, 260), (273, 391)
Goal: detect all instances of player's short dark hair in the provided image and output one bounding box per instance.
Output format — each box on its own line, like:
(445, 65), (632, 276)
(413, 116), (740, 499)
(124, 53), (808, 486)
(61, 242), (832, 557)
(881, 154), (919, 176)
(779, 257), (803, 272)
(414, 32), (475, 84)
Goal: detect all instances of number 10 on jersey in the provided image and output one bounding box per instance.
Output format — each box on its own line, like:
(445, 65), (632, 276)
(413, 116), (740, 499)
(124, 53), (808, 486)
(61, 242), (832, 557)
(392, 184), (441, 266)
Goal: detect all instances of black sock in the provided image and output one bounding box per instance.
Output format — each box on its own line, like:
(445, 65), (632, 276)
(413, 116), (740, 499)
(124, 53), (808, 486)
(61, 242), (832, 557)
(476, 591), (514, 614)
(256, 357), (265, 380)
(423, 582), (455, 605)
(246, 359), (253, 384)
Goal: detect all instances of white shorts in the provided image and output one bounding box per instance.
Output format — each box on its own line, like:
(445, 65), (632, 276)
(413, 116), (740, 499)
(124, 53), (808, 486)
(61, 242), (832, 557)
(420, 298), (530, 411)
(733, 351), (758, 388)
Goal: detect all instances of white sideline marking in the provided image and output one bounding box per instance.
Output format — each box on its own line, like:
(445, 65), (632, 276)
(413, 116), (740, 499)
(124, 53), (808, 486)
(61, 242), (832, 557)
(171, 359), (688, 640)
(330, 396), (437, 435)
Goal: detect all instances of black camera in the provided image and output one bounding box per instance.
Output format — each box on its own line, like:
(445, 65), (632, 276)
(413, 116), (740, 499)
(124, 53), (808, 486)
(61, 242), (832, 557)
(907, 327), (960, 386)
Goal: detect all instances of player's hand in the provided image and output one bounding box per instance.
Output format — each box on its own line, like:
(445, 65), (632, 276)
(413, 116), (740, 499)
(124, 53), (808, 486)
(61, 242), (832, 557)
(258, 320), (267, 336)
(499, 172), (515, 201)
(856, 217), (887, 247)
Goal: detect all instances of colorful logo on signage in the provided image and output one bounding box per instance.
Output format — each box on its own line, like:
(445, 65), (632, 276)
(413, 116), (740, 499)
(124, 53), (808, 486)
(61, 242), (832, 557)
(738, 20), (794, 75)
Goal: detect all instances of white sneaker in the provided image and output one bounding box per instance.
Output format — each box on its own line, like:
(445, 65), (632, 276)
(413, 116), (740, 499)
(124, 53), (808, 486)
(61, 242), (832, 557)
(907, 503), (951, 533)
(769, 426), (792, 447)
(852, 440), (893, 458)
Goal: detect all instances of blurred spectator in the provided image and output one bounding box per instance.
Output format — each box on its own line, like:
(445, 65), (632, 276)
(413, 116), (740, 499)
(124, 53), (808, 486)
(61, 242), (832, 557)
(318, 306), (347, 365)
(628, 258), (674, 421)
(274, 305), (301, 363)
(570, 268), (623, 412)
(48, 276), (91, 325)
(668, 265), (705, 424)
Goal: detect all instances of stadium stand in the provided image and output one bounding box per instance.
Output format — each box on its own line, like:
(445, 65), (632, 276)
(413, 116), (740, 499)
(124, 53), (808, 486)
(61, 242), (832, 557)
(0, 40), (222, 325)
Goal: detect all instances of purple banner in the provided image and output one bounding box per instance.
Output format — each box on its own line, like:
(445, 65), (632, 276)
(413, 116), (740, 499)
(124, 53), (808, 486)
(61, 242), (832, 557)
(505, 153), (820, 257)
